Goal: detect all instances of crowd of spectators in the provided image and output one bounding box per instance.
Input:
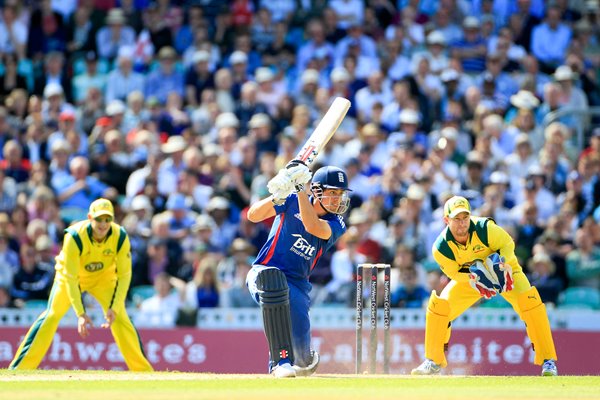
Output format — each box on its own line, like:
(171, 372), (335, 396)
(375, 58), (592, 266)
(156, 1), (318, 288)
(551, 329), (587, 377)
(0, 0), (600, 319)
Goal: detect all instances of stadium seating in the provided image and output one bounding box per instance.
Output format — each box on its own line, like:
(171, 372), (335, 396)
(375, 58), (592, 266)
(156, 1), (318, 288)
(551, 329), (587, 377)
(23, 299), (48, 309)
(557, 287), (600, 310)
(129, 285), (155, 307)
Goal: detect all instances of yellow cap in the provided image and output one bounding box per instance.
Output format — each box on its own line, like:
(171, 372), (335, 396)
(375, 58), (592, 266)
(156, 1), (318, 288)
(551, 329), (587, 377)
(89, 198), (114, 218)
(444, 196), (471, 218)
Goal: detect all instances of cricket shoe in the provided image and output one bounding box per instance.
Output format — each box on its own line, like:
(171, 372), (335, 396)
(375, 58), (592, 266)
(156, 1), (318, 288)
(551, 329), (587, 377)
(293, 351), (320, 377)
(271, 361), (296, 378)
(541, 359), (558, 376)
(411, 359), (442, 375)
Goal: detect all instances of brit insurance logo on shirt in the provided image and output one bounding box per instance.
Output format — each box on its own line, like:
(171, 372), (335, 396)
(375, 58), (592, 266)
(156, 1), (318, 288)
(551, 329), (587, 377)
(290, 234), (317, 260)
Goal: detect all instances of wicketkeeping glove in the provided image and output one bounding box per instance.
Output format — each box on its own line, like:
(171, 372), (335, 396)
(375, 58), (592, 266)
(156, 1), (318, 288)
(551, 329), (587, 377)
(286, 160), (312, 192)
(469, 260), (501, 299)
(487, 253), (514, 293)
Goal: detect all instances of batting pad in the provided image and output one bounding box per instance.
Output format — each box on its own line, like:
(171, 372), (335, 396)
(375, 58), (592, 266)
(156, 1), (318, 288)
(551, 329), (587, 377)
(256, 268), (295, 366)
(518, 287), (557, 365)
(425, 291), (451, 367)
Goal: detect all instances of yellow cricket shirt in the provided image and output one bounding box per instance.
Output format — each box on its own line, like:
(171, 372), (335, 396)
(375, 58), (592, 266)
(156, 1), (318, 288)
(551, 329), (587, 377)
(54, 220), (132, 316)
(432, 217), (522, 283)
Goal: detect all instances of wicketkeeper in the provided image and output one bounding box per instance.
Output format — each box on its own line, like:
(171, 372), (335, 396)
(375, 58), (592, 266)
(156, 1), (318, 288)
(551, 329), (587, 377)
(412, 196), (558, 376)
(246, 162), (351, 377)
(10, 199), (153, 371)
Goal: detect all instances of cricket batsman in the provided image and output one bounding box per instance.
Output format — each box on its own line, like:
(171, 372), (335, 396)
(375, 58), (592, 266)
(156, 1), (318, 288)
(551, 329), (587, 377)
(246, 163), (351, 378)
(10, 198), (153, 371)
(412, 196), (558, 376)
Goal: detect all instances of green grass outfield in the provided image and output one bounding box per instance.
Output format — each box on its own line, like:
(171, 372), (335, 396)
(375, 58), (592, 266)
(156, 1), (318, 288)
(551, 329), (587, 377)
(1, 370), (599, 400)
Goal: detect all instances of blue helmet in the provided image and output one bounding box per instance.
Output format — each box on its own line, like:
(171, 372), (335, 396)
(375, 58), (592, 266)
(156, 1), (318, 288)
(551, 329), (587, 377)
(310, 166), (351, 215)
(311, 166), (351, 191)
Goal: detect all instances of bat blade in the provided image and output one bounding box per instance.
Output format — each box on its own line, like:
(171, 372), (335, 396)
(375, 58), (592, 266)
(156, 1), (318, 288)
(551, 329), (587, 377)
(295, 97), (351, 166)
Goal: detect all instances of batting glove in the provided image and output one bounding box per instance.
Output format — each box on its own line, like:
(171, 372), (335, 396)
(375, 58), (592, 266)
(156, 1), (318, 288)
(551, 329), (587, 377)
(469, 261), (501, 299)
(267, 170), (294, 204)
(487, 254), (514, 293)
(286, 162), (312, 192)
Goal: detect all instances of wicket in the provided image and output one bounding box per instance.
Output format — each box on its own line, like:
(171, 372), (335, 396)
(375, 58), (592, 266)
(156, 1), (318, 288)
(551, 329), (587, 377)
(355, 263), (391, 374)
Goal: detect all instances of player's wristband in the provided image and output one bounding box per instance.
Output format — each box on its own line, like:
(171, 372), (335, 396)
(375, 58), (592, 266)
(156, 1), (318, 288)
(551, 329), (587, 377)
(271, 196), (285, 206)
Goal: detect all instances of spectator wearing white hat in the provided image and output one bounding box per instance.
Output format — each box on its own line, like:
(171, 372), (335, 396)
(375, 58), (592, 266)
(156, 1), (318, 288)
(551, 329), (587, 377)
(206, 196), (238, 254)
(387, 109), (427, 158)
(414, 30), (449, 76)
(554, 65), (589, 131)
(228, 50), (252, 99)
(505, 133), (538, 189)
(295, 68), (320, 109)
(184, 50), (215, 107)
(105, 46), (146, 104)
(157, 135), (188, 196)
(255, 67), (285, 115)
(329, 67), (352, 101)
(451, 16), (487, 73)
(96, 8), (136, 60)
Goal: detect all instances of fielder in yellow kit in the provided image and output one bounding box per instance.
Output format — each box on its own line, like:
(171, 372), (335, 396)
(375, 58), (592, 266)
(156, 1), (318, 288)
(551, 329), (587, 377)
(10, 198), (153, 371)
(412, 196), (558, 376)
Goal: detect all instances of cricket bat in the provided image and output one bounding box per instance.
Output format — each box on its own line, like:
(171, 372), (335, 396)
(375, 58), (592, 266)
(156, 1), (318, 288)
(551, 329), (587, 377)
(295, 97), (351, 166)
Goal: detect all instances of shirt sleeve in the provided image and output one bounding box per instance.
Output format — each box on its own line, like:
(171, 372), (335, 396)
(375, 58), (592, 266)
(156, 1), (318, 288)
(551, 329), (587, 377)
(62, 233), (86, 316)
(325, 215), (347, 250)
(487, 221), (521, 271)
(432, 243), (470, 283)
(111, 232), (132, 309)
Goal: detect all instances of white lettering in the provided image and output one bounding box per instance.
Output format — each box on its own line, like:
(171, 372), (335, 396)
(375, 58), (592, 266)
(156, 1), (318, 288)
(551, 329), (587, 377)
(146, 340), (161, 363)
(0, 341), (12, 361)
(163, 344), (184, 363)
(487, 341), (501, 363)
(106, 343), (124, 362)
(390, 335), (414, 363)
(448, 344), (467, 363)
(75, 342), (106, 362)
(414, 343), (425, 359)
(503, 344), (524, 364)
(471, 337), (483, 364)
(49, 334), (73, 362)
(291, 234), (316, 258)
(187, 344), (206, 364)
(334, 344), (353, 363)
